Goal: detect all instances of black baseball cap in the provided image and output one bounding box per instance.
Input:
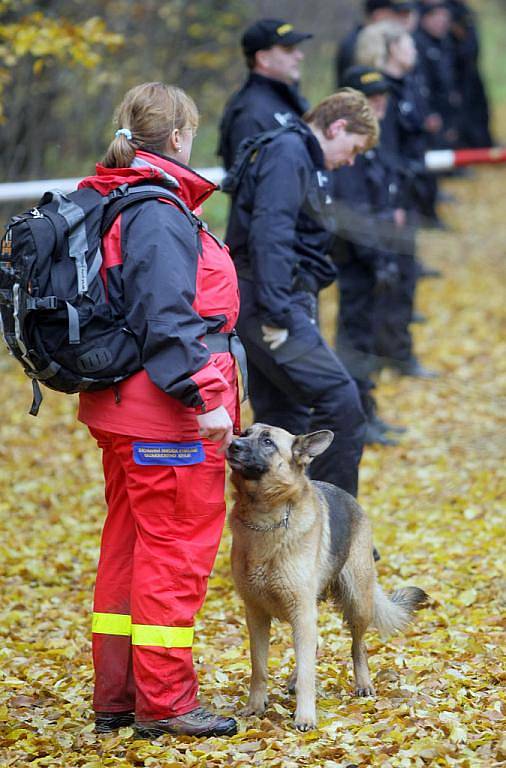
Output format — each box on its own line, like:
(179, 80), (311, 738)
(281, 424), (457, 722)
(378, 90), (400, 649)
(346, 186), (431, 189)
(342, 65), (390, 96)
(365, 0), (416, 12)
(418, 0), (449, 15)
(241, 18), (313, 56)
(390, 0), (418, 11)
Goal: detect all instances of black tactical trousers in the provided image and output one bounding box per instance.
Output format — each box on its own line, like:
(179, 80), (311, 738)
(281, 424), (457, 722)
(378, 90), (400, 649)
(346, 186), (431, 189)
(336, 259), (377, 373)
(336, 258), (379, 419)
(373, 231), (417, 366)
(237, 280), (366, 498)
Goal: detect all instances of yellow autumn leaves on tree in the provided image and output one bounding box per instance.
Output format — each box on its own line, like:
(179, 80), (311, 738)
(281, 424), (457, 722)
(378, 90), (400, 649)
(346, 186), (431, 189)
(0, 2), (122, 120)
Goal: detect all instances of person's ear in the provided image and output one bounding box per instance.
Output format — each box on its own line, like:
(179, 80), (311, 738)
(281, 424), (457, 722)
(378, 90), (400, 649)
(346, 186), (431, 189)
(168, 128), (182, 153)
(255, 49), (270, 70)
(326, 118), (347, 140)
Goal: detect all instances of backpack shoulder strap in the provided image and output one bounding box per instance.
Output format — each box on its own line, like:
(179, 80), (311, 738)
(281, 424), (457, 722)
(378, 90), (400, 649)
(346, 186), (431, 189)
(220, 122), (306, 195)
(101, 184), (198, 237)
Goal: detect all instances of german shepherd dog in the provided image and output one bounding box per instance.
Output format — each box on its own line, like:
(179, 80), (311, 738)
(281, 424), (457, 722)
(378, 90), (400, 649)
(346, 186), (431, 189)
(226, 424), (428, 731)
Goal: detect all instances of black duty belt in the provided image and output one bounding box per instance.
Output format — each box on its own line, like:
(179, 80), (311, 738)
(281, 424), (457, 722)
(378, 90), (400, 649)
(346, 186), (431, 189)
(204, 330), (248, 401)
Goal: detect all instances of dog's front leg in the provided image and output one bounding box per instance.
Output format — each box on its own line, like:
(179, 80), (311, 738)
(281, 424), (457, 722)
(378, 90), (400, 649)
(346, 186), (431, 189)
(243, 603), (271, 716)
(291, 599), (318, 731)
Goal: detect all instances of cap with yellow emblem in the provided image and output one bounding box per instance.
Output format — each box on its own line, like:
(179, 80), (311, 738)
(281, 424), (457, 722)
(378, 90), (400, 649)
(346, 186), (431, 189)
(241, 18), (313, 56)
(341, 65), (391, 96)
(365, 0), (416, 11)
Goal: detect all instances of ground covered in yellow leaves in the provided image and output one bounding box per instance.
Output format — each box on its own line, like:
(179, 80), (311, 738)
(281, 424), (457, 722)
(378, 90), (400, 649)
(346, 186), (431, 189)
(0, 164), (505, 767)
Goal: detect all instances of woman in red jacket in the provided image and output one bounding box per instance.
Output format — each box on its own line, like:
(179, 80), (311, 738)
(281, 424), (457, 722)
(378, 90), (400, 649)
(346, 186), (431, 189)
(78, 82), (240, 738)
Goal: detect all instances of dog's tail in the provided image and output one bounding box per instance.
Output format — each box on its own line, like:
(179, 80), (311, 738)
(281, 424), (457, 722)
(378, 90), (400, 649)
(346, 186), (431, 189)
(372, 584), (429, 637)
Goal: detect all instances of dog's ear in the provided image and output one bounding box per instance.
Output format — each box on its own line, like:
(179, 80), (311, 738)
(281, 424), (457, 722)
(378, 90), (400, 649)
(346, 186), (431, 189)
(292, 430), (334, 465)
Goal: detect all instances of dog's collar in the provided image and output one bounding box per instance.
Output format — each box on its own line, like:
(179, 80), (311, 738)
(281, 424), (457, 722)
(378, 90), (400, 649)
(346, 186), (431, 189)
(236, 503), (292, 532)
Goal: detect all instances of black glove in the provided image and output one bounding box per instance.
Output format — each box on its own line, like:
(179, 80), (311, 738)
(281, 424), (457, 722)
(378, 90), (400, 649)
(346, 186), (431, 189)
(375, 259), (400, 292)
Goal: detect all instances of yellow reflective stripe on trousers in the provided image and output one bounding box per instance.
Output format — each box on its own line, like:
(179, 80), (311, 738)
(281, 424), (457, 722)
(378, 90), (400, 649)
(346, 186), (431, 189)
(131, 624), (194, 648)
(92, 612), (132, 636)
(91, 614), (193, 647)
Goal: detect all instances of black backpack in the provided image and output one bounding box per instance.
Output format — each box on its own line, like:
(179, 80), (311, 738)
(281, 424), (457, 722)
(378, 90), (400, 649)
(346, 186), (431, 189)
(220, 122), (306, 195)
(0, 181), (200, 415)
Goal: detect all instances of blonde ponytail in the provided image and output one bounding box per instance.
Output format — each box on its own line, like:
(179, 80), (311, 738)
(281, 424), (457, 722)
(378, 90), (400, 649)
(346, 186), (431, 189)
(102, 82), (199, 168)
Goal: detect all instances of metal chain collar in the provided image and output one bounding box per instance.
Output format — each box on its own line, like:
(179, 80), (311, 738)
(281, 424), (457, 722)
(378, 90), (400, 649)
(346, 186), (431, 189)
(236, 503), (292, 532)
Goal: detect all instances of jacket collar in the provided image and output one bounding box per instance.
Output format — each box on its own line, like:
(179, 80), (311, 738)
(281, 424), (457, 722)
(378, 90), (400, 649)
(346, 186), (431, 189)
(299, 123), (326, 170)
(79, 150), (217, 210)
(383, 72), (405, 96)
(247, 72), (309, 115)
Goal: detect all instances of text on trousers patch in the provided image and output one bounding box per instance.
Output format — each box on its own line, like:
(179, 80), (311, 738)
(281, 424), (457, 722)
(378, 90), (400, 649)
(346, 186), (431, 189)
(133, 441), (205, 466)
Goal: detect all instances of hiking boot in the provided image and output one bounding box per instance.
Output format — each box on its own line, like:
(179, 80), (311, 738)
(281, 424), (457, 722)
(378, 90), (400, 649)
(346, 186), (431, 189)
(370, 415), (407, 435)
(395, 359), (440, 379)
(416, 263), (443, 279)
(135, 706), (238, 738)
(95, 711), (135, 733)
(365, 422), (399, 447)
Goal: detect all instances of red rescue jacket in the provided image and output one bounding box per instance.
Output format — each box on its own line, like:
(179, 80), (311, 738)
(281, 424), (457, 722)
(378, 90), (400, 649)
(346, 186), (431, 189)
(77, 150), (240, 440)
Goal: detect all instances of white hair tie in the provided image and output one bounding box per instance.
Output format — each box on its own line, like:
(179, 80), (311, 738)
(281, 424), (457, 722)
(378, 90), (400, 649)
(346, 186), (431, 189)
(115, 128), (132, 140)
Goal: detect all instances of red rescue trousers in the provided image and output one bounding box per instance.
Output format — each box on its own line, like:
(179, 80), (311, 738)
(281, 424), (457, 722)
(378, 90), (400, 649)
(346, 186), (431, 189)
(89, 428), (227, 720)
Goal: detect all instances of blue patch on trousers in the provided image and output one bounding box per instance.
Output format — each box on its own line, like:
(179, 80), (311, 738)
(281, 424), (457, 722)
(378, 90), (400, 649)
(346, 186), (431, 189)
(132, 441), (205, 466)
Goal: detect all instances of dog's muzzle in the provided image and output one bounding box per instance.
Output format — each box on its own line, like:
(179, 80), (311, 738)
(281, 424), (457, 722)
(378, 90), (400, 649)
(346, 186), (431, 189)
(226, 438), (269, 479)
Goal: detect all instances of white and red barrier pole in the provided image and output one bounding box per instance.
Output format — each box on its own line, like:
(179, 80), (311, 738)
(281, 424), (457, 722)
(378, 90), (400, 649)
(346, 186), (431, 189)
(425, 147), (506, 172)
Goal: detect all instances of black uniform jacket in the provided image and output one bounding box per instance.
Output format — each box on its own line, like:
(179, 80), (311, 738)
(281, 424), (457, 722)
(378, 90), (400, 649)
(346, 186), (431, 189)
(335, 25), (362, 87)
(383, 73), (431, 162)
(217, 73), (309, 170)
(225, 124), (337, 330)
(448, 0), (493, 147)
(414, 27), (459, 144)
(331, 145), (400, 266)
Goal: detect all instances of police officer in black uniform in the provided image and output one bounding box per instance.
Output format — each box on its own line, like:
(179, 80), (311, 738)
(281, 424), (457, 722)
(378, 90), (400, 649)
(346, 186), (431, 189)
(225, 90), (379, 497)
(331, 66), (407, 446)
(218, 18), (312, 170)
(335, 0), (418, 87)
(355, 19), (439, 378)
(448, 0), (494, 148)
(414, 0), (460, 149)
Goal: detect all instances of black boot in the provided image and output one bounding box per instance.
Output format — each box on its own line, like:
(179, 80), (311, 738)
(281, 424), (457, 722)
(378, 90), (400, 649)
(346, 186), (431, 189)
(393, 357), (440, 379)
(95, 711), (135, 733)
(416, 263), (443, 279)
(365, 422), (399, 447)
(370, 414), (407, 435)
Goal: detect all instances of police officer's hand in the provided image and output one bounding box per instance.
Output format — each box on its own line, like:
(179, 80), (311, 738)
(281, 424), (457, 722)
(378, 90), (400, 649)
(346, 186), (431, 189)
(196, 405), (233, 452)
(424, 113), (443, 134)
(375, 260), (400, 293)
(394, 208), (407, 228)
(261, 325), (289, 350)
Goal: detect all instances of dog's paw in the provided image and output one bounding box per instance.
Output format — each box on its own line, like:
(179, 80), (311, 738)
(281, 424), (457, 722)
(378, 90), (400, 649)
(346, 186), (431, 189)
(294, 716), (317, 731)
(354, 684), (376, 697)
(242, 697), (268, 716)
(294, 707), (317, 731)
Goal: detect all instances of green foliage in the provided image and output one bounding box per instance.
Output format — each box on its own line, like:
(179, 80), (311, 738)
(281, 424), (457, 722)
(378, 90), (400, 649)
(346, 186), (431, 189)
(201, 190), (230, 238)
(479, 0), (506, 104)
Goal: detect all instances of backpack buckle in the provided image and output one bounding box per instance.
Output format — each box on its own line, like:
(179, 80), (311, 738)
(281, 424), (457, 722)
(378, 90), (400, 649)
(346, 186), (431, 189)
(34, 296), (58, 310)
